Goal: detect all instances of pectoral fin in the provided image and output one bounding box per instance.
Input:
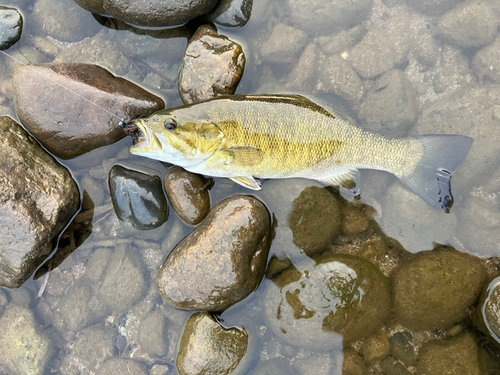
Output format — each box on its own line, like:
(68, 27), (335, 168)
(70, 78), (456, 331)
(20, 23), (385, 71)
(230, 176), (262, 190)
(319, 169), (361, 196)
(220, 146), (263, 167)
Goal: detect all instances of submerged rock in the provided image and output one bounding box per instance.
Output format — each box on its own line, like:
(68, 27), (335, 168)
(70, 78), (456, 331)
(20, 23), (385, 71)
(13, 63), (164, 159)
(157, 195), (272, 312)
(108, 165), (169, 230)
(0, 6), (22, 50)
(204, 0), (253, 27)
(481, 276), (500, 344)
(0, 117), (80, 288)
(406, 0), (465, 15)
(0, 305), (52, 375)
(265, 254), (391, 350)
(177, 313), (249, 375)
(74, 0), (218, 27)
(260, 23), (308, 65)
(392, 246), (486, 330)
(179, 24), (245, 104)
(163, 167), (211, 225)
(472, 36), (500, 83)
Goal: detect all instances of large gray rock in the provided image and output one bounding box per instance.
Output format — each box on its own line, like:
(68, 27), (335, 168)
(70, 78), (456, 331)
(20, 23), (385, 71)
(0, 305), (52, 375)
(0, 117), (80, 288)
(179, 24), (245, 104)
(157, 195), (272, 312)
(472, 36), (500, 83)
(406, 0), (465, 15)
(177, 313), (249, 375)
(74, 0), (218, 27)
(0, 6), (22, 50)
(260, 23), (308, 65)
(13, 63), (164, 159)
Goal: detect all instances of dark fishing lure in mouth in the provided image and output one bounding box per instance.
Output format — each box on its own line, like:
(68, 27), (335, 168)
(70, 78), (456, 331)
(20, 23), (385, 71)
(119, 119), (144, 145)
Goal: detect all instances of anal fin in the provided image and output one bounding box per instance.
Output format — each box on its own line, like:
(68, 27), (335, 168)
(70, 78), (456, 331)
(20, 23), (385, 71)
(230, 176), (262, 190)
(319, 169), (361, 197)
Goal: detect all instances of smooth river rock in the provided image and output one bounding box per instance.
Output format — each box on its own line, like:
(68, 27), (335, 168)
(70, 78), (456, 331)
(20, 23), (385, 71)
(481, 276), (500, 344)
(392, 246), (486, 330)
(179, 24), (245, 104)
(177, 313), (249, 375)
(163, 166), (211, 225)
(74, 0), (218, 27)
(157, 195), (272, 312)
(265, 254), (391, 350)
(203, 0), (253, 27)
(0, 117), (80, 288)
(0, 6), (22, 50)
(13, 63), (164, 159)
(108, 165), (169, 230)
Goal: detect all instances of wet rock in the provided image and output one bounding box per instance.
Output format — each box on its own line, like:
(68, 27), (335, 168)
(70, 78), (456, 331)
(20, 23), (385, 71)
(204, 0), (253, 27)
(260, 23), (307, 65)
(361, 331), (390, 363)
(481, 276), (500, 343)
(0, 117), (80, 288)
(411, 84), (500, 188)
(348, 10), (412, 79)
(164, 167), (211, 225)
(342, 348), (366, 375)
(13, 63), (164, 159)
(75, 0), (218, 27)
(433, 45), (474, 93)
(249, 359), (300, 375)
(472, 36), (500, 83)
(379, 356), (413, 375)
(406, 0), (465, 15)
(109, 165), (169, 230)
(417, 333), (481, 375)
(157, 195), (272, 312)
(59, 324), (116, 375)
(284, 0), (373, 35)
(0, 6), (22, 50)
(358, 70), (417, 136)
(98, 244), (146, 314)
(179, 24), (245, 104)
(0, 305), (52, 375)
(150, 365), (172, 375)
(392, 246), (486, 330)
(32, 0), (100, 43)
(389, 331), (415, 366)
(438, 1), (499, 48)
(265, 254), (391, 350)
(97, 358), (147, 375)
(289, 186), (342, 257)
(177, 313), (249, 375)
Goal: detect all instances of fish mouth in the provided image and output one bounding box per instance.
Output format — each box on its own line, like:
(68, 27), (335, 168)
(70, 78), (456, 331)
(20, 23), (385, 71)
(121, 120), (149, 149)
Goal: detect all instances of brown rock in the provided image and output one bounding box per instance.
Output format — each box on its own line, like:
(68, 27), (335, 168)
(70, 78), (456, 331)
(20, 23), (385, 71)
(0, 117), (80, 288)
(13, 63), (164, 159)
(157, 195), (272, 312)
(164, 167), (211, 225)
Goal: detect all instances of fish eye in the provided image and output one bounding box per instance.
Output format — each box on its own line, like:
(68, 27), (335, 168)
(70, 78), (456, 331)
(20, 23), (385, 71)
(164, 118), (177, 131)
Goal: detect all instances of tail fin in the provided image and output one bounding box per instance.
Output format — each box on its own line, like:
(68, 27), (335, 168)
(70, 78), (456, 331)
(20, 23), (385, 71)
(399, 135), (473, 213)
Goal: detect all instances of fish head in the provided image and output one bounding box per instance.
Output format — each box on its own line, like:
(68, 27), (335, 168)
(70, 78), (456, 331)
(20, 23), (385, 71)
(127, 111), (224, 168)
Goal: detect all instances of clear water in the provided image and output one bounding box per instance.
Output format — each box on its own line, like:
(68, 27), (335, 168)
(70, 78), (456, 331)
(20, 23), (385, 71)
(1, 0), (499, 374)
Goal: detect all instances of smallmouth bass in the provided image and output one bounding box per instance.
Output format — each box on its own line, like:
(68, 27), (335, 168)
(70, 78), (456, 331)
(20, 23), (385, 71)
(123, 94), (473, 213)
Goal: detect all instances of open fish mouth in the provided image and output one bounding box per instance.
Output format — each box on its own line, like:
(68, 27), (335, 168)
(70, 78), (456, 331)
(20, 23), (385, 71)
(120, 120), (148, 147)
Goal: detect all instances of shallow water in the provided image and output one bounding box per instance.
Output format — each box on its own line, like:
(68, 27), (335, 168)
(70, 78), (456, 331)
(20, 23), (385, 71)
(1, 0), (500, 374)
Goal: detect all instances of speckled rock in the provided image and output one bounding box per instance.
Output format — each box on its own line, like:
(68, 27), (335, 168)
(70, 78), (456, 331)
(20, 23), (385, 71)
(0, 6), (22, 50)
(177, 313), (249, 375)
(265, 254), (391, 350)
(0, 305), (52, 375)
(32, 0), (100, 43)
(392, 246), (486, 330)
(164, 167), (211, 225)
(260, 23), (308, 65)
(358, 70), (417, 136)
(438, 0), (499, 48)
(0, 117), (80, 288)
(204, 0), (253, 27)
(74, 0), (218, 27)
(157, 195), (272, 312)
(284, 0), (373, 35)
(406, 0), (465, 15)
(417, 334), (481, 375)
(472, 36), (500, 83)
(13, 63), (164, 159)
(348, 10), (411, 79)
(179, 24), (245, 104)
(109, 165), (169, 230)
(289, 186), (342, 256)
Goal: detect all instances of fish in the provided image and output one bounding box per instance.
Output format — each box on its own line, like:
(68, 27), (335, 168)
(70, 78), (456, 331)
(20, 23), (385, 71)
(123, 94), (473, 213)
